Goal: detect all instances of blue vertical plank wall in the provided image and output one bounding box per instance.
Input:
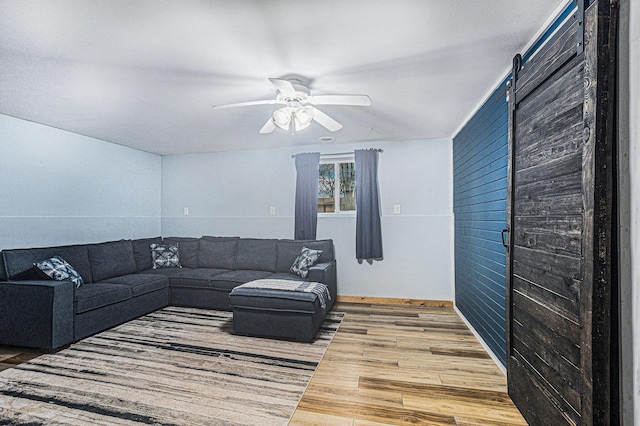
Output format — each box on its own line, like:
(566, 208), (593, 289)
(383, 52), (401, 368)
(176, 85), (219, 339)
(452, 2), (576, 367)
(453, 84), (509, 366)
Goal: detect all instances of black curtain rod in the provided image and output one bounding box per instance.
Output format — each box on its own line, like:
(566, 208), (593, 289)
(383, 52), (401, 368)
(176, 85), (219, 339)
(291, 149), (383, 159)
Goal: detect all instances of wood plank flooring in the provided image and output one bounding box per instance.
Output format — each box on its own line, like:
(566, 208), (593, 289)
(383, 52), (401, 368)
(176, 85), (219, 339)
(1, 302), (527, 425)
(0, 348), (40, 372)
(290, 302), (527, 425)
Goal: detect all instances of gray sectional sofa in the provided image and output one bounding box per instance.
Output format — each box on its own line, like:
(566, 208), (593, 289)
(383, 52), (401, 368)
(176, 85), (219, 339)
(0, 236), (336, 351)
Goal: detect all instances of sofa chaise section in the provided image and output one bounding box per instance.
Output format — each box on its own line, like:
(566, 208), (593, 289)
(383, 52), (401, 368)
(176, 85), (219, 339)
(165, 238), (336, 311)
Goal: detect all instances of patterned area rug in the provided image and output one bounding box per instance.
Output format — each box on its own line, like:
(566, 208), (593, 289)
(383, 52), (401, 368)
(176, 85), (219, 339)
(0, 307), (343, 425)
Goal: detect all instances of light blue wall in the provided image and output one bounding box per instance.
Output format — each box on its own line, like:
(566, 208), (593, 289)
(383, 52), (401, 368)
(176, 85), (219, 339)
(0, 114), (453, 301)
(0, 114), (161, 249)
(162, 138), (454, 300)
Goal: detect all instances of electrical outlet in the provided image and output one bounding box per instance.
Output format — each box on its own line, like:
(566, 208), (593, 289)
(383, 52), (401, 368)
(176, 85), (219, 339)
(183, 207), (189, 216)
(269, 206), (276, 215)
(394, 204), (401, 214)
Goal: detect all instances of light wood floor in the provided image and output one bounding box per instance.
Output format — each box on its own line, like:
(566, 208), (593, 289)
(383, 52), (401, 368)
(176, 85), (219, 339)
(0, 303), (527, 425)
(290, 302), (527, 425)
(0, 347), (40, 372)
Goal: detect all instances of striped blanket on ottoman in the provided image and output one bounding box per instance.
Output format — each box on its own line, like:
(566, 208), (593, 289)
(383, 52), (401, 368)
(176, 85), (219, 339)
(233, 279), (331, 310)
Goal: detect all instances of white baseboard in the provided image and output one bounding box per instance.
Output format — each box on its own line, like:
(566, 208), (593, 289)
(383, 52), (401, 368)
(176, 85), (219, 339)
(454, 305), (507, 376)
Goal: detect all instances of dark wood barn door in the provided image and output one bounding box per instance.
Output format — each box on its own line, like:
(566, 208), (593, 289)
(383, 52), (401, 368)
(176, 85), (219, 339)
(506, 1), (617, 424)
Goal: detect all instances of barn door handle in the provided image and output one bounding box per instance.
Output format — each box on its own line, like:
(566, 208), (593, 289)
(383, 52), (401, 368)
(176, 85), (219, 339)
(501, 228), (509, 248)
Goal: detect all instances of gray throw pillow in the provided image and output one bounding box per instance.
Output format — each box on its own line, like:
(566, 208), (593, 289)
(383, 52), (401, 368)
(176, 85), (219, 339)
(163, 237), (199, 268)
(290, 247), (323, 278)
(35, 255), (84, 287)
(150, 243), (182, 269)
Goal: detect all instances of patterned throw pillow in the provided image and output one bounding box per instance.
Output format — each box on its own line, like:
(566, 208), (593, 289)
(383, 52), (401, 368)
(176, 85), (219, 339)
(150, 243), (182, 269)
(290, 247), (323, 278)
(34, 255), (84, 288)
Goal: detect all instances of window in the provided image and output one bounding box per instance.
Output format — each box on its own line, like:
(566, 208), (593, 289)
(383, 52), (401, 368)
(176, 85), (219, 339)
(318, 158), (356, 213)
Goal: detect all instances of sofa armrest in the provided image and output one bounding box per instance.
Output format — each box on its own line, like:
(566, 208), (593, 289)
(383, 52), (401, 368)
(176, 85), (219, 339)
(308, 260), (337, 310)
(0, 280), (74, 350)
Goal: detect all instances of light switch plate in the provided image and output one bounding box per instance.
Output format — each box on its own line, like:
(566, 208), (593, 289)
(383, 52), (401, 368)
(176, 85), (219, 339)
(394, 204), (401, 214)
(183, 207), (189, 216)
(269, 206), (276, 215)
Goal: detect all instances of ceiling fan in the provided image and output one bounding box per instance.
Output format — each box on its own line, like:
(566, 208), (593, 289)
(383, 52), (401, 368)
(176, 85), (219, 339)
(213, 77), (371, 134)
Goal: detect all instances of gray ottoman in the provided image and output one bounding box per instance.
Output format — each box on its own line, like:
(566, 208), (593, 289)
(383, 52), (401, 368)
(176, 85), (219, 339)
(229, 279), (330, 342)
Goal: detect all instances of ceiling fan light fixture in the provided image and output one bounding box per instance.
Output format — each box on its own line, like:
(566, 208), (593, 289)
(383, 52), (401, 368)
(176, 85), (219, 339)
(272, 107), (291, 130)
(294, 106), (314, 131)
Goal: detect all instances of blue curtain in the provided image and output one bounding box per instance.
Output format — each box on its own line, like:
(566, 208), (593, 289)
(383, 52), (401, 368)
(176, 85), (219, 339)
(294, 152), (320, 240)
(355, 149), (383, 261)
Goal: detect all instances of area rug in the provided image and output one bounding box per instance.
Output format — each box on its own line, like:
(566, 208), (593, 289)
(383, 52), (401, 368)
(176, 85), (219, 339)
(0, 307), (343, 425)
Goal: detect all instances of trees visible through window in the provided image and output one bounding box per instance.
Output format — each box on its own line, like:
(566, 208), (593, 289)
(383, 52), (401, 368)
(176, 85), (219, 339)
(318, 161), (356, 213)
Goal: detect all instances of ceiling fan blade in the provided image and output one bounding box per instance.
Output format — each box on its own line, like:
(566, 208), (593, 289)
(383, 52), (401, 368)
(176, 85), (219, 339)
(213, 99), (283, 110)
(259, 117), (276, 134)
(311, 107), (343, 132)
(268, 78), (297, 97)
(306, 94), (371, 106)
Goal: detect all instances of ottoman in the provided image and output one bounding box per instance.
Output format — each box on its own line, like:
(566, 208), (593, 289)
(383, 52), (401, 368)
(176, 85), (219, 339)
(228, 279), (331, 342)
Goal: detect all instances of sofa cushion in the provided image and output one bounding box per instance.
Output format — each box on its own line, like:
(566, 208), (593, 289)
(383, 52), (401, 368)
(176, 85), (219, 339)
(8, 265), (42, 281)
(210, 270), (272, 291)
(74, 283), (132, 314)
(3, 244), (93, 283)
(150, 243), (182, 269)
(99, 273), (169, 297)
(131, 237), (162, 271)
(201, 236), (240, 242)
(87, 240), (137, 282)
(163, 237), (199, 268)
(169, 268), (231, 289)
(198, 239), (237, 270)
(290, 247), (323, 278)
(35, 256), (85, 287)
(229, 287), (321, 312)
(267, 272), (308, 282)
(275, 239), (334, 272)
(234, 239), (277, 272)
(139, 268), (185, 277)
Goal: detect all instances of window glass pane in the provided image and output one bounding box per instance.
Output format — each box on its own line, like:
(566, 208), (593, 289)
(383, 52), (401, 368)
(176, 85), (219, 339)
(339, 162), (356, 211)
(318, 163), (335, 213)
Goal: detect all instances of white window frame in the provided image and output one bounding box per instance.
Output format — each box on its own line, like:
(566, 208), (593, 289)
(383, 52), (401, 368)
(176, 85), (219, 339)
(318, 154), (356, 216)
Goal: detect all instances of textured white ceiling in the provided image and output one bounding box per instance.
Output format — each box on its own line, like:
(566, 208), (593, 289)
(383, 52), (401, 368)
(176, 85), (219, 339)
(0, 0), (565, 155)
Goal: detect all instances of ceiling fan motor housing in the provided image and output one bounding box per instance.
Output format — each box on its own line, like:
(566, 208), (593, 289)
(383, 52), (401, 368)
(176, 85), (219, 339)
(277, 81), (310, 103)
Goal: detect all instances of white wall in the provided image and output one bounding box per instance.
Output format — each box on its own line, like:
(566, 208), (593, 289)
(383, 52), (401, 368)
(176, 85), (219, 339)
(0, 114), (161, 249)
(162, 138), (454, 301)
